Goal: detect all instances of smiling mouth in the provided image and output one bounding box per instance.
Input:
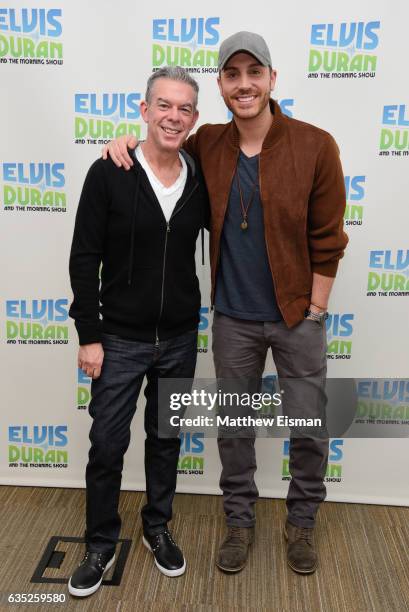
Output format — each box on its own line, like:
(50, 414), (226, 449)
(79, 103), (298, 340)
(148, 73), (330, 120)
(236, 95), (256, 103)
(161, 126), (181, 135)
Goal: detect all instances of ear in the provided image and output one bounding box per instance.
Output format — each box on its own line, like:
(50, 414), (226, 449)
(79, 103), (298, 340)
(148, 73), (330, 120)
(217, 75), (223, 96)
(140, 100), (149, 124)
(190, 109), (199, 131)
(270, 69), (277, 92)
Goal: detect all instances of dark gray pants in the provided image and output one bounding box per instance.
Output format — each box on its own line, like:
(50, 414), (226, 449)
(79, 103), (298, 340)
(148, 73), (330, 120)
(212, 312), (328, 529)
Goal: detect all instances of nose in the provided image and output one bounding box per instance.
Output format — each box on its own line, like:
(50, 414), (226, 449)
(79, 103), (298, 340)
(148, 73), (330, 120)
(168, 105), (180, 122)
(237, 73), (252, 90)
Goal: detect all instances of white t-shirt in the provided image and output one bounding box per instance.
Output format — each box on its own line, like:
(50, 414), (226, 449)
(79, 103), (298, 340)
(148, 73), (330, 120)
(135, 145), (187, 222)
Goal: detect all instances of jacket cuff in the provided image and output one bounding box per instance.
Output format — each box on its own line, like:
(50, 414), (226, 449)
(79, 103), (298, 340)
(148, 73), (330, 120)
(311, 260), (339, 278)
(75, 322), (102, 346)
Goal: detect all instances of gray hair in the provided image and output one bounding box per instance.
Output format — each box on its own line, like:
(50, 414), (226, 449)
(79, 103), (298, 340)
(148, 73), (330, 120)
(145, 66), (199, 111)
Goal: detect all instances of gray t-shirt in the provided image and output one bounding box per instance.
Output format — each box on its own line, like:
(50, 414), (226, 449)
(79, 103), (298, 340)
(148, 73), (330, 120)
(214, 151), (282, 321)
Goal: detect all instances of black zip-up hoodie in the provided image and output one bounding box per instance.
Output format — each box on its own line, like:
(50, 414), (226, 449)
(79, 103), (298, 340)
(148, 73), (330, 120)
(69, 151), (209, 345)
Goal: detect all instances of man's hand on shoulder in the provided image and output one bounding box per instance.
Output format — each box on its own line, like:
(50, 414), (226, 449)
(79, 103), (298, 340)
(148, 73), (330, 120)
(101, 135), (138, 170)
(78, 343), (104, 379)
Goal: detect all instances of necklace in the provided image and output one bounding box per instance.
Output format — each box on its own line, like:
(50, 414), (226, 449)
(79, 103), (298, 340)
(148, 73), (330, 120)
(236, 159), (259, 230)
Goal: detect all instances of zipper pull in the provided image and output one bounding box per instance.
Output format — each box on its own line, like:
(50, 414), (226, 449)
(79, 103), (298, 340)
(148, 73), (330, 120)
(155, 333), (159, 347)
(166, 223), (170, 233)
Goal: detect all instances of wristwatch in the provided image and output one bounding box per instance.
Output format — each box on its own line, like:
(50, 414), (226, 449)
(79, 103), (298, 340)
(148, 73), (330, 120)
(304, 308), (328, 324)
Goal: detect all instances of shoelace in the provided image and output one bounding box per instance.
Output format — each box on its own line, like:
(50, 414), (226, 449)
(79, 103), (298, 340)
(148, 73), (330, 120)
(80, 552), (106, 569)
(164, 530), (176, 545)
(152, 530), (177, 552)
(224, 527), (248, 549)
(293, 527), (313, 545)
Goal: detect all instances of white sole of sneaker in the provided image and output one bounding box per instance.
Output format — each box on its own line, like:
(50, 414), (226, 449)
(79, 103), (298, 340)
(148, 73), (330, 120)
(68, 554), (115, 597)
(142, 536), (186, 577)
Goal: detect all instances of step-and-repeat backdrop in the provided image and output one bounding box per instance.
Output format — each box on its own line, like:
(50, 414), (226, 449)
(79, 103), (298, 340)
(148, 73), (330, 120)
(1, 1), (408, 505)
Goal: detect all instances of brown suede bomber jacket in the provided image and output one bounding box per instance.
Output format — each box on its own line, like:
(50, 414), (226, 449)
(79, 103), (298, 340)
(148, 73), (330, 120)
(184, 99), (349, 328)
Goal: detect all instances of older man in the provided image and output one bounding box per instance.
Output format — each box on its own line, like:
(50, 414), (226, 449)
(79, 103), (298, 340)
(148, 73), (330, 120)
(68, 66), (209, 596)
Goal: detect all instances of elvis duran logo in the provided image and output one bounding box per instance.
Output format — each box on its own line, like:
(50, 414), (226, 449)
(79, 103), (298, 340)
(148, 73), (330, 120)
(367, 250), (409, 296)
(8, 425), (68, 467)
(355, 380), (409, 426)
(74, 93), (141, 145)
(177, 432), (204, 475)
(152, 17), (220, 74)
(282, 439), (344, 482)
(2, 163), (66, 212)
(379, 105), (409, 156)
(308, 21), (380, 79)
(344, 175), (365, 227)
(0, 8), (63, 65)
(77, 368), (91, 411)
(198, 306), (209, 354)
(5, 299), (69, 345)
(326, 313), (354, 360)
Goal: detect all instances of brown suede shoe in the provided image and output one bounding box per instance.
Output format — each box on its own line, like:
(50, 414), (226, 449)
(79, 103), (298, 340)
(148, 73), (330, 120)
(284, 520), (317, 574)
(216, 526), (255, 573)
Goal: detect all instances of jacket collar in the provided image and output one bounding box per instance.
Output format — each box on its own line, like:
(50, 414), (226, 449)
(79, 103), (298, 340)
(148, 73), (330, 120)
(228, 98), (285, 150)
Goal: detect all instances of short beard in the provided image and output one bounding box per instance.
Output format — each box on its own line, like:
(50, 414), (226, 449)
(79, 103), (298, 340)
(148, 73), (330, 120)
(224, 90), (271, 120)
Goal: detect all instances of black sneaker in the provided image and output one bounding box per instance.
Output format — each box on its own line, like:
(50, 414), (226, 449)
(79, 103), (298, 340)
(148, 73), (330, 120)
(143, 529), (186, 577)
(68, 551), (115, 597)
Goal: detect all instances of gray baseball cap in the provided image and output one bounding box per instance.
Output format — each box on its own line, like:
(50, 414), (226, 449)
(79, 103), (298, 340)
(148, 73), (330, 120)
(218, 31), (272, 71)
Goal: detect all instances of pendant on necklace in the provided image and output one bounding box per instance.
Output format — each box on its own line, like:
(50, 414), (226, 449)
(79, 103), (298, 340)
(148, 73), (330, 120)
(241, 220), (248, 230)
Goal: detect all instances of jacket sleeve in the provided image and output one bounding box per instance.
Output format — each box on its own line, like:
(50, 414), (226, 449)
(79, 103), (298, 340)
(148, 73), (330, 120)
(69, 159), (110, 345)
(308, 134), (349, 277)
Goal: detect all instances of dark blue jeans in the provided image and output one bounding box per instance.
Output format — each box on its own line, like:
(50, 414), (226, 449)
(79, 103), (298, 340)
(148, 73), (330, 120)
(85, 329), (198, 554)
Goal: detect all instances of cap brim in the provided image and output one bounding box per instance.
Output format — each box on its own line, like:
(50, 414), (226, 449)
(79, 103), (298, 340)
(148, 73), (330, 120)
(219, 49), (269, 70)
